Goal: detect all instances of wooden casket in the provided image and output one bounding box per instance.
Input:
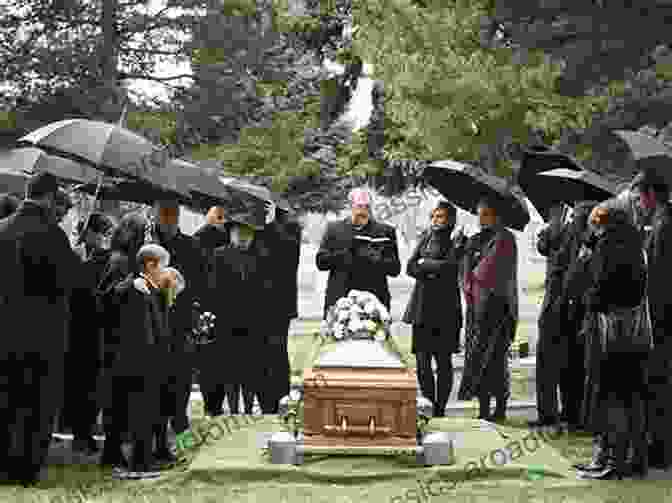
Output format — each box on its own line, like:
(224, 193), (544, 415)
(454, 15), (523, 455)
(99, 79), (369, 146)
(302, 340), (417, 449)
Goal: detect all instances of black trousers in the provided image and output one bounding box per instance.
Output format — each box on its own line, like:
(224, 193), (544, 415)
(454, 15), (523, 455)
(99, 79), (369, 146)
(415, 350), (454, 416)
(258, 317), (291, 414)
(61, 351), (101, 440)
(166, 338), (195, 435)
(559, 307), (586, 425)
(413, 324), (455, 416)
(0, 352), (63, 483)
(102, 375), (162, 471)
(647, 347), (672, 464)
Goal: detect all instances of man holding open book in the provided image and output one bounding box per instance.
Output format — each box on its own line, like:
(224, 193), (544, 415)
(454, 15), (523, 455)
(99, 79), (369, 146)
(316, 188), (402, 318)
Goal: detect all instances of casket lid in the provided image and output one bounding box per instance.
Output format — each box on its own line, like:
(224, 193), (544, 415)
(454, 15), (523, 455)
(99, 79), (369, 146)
(314, 340), (405, 369)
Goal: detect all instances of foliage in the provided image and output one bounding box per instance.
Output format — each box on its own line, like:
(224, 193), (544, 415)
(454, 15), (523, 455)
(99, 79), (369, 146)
(0, 0), (200, 116)
(488, 1), (672, 97)
(348, 0), (612, 176)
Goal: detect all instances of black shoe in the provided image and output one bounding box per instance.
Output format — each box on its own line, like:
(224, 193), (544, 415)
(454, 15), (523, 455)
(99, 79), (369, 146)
(648, 445), (671, 469)
(73, 436), (100, 454)
(433, 403), (446, 417)
(153, 448), (178, 467)
(100, 451), (128, 469)
(573, 459), (608, 471)
(578, 466), (623, 480)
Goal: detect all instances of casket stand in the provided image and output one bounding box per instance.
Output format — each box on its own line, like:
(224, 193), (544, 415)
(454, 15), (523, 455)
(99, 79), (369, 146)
(266, 339), (455, 466)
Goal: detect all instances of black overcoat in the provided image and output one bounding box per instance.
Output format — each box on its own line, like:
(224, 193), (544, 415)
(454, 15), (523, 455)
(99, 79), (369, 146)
(0, 200), (79, 357)
(316, 218), (401, 318)
(402, 228), (462, 352)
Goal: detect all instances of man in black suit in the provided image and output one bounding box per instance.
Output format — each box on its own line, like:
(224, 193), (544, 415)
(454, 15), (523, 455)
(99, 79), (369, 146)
(316, 188), (401, 318)
(0, 172), (80, 486)
(150, 199), (208, 461)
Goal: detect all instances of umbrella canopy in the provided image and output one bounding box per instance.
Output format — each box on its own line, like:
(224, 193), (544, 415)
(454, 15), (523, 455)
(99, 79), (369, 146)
(72, 157), (209, 206)
(518, 148), (583, 188)
(423, 160), (530, 231)
(0, 147), (101, 195)
(521, 168), (617, 221)
(190, 176), (273, 230)
(18, 119), (171, 184)
(613, 130), (671, 160)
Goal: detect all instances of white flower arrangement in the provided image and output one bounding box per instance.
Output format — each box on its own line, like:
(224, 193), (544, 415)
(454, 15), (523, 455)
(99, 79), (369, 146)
(189, 308), (217, 345)
(323, 290), (392, 343)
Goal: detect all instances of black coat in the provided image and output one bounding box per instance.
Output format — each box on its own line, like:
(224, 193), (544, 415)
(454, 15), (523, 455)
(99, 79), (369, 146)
(153, 231), (208, 340)
(68, 248), (111, 366)
(537, 224), (569, 314)
(212, 245), (263, 331)
(106, 276), (172, 378)
(645, 202), (672, 348)
(316, 218), (401, 318)
(584, 224), (646, 313)
(255, 220), (301, 320)
(0, 200), (79, 357)
(402, 228), (462, 352)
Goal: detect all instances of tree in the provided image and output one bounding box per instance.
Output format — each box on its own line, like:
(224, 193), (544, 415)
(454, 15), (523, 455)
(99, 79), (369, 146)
(341, 0), (611, 181)
(486, 1), (672, 97)
(0, 0), (200, 125)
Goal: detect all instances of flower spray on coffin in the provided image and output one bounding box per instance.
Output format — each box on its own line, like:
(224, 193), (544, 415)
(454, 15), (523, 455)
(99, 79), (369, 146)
(318, 290), (410, 368)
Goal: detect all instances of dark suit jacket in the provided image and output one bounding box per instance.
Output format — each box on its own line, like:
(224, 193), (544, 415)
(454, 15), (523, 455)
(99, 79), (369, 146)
(0, 200), (79, 356)
(403, 228), (462, 352)
(316, 218), (401, 318)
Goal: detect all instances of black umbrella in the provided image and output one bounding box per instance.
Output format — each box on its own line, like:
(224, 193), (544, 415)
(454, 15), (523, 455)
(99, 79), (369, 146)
(423, 160), (530, 231)
(190, 176), (273, 230)
(0, 147), (101, 195)
(518, 148), (583, 187)
(522, 168), (618, 221)
(613, 130), (670, 160)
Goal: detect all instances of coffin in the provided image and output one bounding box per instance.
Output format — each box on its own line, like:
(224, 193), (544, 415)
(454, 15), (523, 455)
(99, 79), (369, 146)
(302, 339), (417, 448)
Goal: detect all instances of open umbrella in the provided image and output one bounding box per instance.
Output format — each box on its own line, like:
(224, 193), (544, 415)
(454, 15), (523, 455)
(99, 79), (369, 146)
(18, 119), (175, 187)
(190, 176), (273, 229)
(72, 158), (209, 207)
(518, 148), (583, 188)
(423, 160), (530, 231)
(0, 147), (101, 195)
(613, 130), (671, 160)
(520, 168), (617, 221)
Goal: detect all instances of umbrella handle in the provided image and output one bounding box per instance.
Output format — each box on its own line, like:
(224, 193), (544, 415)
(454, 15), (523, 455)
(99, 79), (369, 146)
(77, 174), (105, 245)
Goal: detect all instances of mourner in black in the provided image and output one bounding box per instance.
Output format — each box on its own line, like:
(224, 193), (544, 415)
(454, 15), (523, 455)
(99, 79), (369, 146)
(316, 188), (401, 318)
(403, 201), (463, 417)
(579, 201), (648, 479)
(98, 213), (147, 469)
(0, 172), (80, 486)
(556, 201), (598, 431)
(256, 214), (301, 413)
(149, 200), (207, 456)
(207, 222), (264, 415)
(61, 213), (114, 454)
(531, 204), (569, 428)
(631, 167), (672, 469)
(104, 244), (176, 477)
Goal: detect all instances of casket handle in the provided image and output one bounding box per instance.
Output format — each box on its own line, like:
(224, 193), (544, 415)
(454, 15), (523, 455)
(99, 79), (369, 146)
(323, 416), (392, 437)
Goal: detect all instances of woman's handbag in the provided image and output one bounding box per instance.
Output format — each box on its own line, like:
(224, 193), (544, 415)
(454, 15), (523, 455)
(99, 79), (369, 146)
(598, 250), (653, 355)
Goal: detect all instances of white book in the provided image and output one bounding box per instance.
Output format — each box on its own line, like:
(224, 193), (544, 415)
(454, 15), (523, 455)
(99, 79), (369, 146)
(353, 235), (392, 243)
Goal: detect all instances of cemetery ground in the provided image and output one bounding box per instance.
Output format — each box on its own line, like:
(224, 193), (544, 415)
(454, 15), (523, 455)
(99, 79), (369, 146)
(7, 275), (672, 503)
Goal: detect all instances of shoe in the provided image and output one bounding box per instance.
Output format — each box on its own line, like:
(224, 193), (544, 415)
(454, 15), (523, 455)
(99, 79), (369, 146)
(572, 459), (607, 471)
(72, 436), (100, 454)
(433, 403), (446, 417)
(112, 468), (161, 480)
(578, 466), (623, 480)
(153, 449), (178, 466)
(100, 451), (128, 469)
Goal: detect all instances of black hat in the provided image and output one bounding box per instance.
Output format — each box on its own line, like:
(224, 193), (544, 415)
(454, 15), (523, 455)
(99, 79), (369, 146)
(26, 172), (58, 199)
(77, 213), (113, 236)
